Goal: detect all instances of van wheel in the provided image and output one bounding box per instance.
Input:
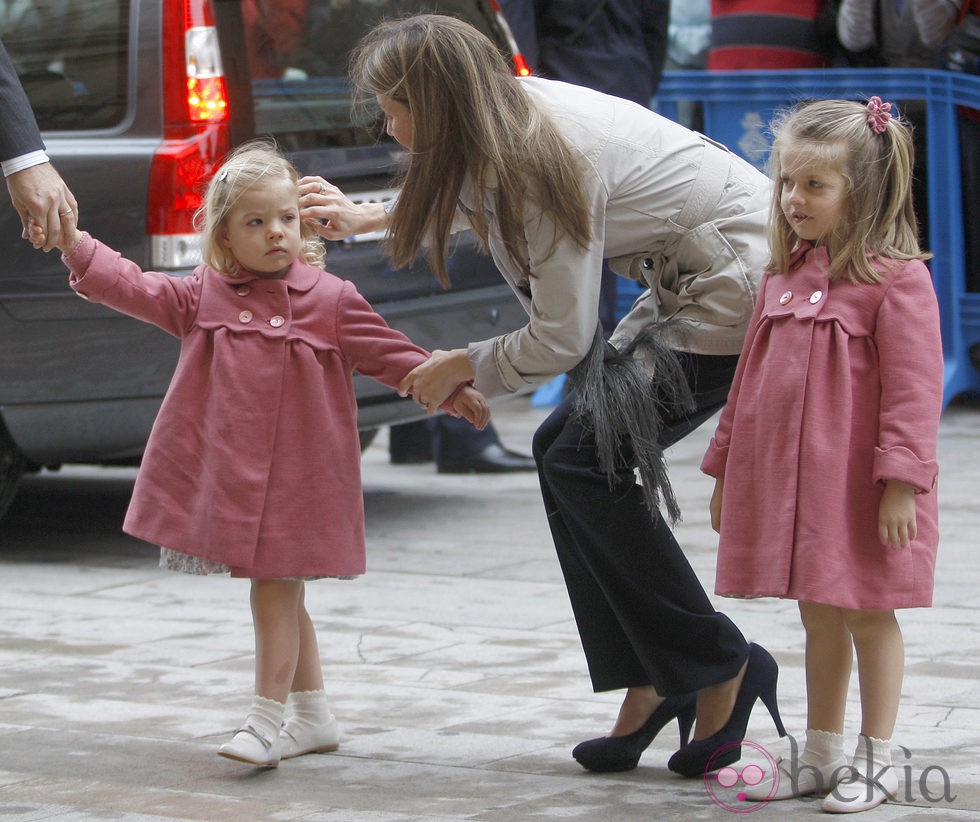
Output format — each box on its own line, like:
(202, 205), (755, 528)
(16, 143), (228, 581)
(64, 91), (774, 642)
(0, 422), (25, 520)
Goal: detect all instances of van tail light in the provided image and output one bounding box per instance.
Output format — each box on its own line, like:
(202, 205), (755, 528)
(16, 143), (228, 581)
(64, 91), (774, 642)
(148, 0), (231, 268)
(487, 0), (532, 76)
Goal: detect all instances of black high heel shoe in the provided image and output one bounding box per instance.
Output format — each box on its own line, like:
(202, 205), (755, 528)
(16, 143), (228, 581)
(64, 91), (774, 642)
(667, 643), (786, 778)
(572, 693), (697, 773)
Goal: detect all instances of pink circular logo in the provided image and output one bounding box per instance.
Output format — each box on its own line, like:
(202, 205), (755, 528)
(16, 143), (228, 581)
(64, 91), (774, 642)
(703, 740), (780, 813)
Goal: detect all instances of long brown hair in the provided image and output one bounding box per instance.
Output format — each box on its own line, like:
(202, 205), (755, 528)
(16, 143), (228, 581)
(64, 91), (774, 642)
(766, 98), (929, 284)
(349, 14), (591, 287)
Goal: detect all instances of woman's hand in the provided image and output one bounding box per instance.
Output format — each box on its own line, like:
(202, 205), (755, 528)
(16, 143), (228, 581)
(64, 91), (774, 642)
(709, 476), (724, 534)
(298, 175), (389, 241)
(879, 479), (917, 548)
(399, 348), (475, 414)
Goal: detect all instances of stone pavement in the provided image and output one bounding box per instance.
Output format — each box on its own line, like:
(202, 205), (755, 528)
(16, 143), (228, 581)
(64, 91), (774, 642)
(0, 394), (978, 821)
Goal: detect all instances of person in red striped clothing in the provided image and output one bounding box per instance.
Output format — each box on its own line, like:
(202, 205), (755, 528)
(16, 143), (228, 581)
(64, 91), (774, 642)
(708, 0), (833, 69)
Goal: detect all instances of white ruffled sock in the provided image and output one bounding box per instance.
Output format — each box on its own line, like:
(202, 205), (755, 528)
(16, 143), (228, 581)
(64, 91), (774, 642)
(245, 694), (286, 743)
(800, 728), (847, 773)
(745, 729), (846, 801)
(280, 689), (340, 758)
(822, 734), (897, 813)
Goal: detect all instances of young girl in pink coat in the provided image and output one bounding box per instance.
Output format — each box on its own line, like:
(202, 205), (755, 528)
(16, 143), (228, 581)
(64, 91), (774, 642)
(701, 98), (942, 813)
(40, 142), (490, 769)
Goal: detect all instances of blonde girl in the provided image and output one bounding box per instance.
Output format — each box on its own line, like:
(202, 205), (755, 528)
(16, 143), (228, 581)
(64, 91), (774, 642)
(702, 97), (943, 812)
(44, 141), (489, 768)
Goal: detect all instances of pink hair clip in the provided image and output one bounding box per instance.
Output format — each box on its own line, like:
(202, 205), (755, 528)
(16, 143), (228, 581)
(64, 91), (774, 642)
(866, 96), (892, 134)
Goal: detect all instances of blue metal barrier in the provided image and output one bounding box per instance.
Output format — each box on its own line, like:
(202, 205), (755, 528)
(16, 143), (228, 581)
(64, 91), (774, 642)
(653, 68), (980, 406)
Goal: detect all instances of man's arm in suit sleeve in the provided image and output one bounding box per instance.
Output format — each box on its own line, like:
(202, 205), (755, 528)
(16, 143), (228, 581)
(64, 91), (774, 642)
(0, 38), (45, 163)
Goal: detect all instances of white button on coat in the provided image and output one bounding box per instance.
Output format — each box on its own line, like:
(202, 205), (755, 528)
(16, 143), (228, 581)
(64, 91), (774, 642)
(779, 291), (793, 305)
(270, 315), (285, 328)
(239, 310), (253, 323)
(809, 290), (823, 304)
(236, 286), (251, 297)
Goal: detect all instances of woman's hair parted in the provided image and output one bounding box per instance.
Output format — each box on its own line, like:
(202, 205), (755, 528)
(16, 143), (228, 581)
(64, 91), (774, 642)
(196, 140), (325, 276)
(766, 98), (929, 284)
(349, 13), (591, 288)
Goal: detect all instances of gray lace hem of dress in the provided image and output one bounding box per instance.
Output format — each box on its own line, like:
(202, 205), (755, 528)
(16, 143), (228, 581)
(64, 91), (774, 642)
(159, 547), (359, 581)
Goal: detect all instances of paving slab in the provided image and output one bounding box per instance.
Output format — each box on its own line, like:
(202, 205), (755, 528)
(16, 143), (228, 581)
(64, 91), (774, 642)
(0, 393), (977, 821)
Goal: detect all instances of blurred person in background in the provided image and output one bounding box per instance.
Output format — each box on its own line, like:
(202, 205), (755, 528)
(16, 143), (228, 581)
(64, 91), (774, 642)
(708, 0), (835, 69)
(837, 0), (964, 250)
(500, 0), (671, 335)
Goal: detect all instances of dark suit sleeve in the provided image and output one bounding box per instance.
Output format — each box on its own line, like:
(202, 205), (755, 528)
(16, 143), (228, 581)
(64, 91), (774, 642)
(0, 38), (45, 163)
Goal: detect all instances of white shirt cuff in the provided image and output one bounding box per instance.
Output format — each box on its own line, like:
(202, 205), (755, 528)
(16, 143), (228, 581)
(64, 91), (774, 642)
(2, 151), (50, 177)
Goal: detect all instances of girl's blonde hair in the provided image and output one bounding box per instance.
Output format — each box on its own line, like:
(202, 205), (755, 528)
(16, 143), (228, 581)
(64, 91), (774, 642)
(349, 13), (591, 287)
(767, 97), (929, 284)
(196, 140), (325, 275)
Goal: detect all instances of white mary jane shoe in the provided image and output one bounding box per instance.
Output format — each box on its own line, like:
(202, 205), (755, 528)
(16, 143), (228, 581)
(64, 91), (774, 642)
(279, 713), (341, 759)
(821, 767), (898, 814)
(217, 724), (281, 768)
(744, 755), (847, 801)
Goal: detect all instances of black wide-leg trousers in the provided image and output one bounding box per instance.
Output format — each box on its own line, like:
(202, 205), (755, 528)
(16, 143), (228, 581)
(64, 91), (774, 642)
(532, 352), (748, 695)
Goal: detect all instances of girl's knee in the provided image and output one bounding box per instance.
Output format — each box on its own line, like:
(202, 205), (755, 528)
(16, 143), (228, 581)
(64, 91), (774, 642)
(799, 600), (845, 633)
(842, 608), (897, 630)
(250, 578), (304, 612)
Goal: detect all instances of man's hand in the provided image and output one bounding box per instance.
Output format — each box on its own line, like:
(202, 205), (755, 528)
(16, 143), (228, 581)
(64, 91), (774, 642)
(6, 162), (77, 252)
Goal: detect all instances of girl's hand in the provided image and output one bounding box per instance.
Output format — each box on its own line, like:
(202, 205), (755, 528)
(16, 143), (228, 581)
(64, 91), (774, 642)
(452, 386), (491, 431)
(399, 349), (475, 415)
(709, 476), (724, 533)
(27, 207), (81, 254)
(298, 175), (389, 240)
(878, 480), (917, 548)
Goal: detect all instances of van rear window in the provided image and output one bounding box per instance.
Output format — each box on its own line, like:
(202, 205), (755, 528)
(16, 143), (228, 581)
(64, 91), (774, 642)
(246, 0), (507, 147)
(0, 0), (129, 131)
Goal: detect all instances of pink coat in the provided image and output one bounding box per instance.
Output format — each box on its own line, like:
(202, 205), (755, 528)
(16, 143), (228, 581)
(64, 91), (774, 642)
(701, 245), (943, 610)
(65, 234), (455, 578)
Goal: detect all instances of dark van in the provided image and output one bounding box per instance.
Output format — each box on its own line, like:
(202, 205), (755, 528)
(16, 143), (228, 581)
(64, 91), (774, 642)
(0, 0), (528, 517)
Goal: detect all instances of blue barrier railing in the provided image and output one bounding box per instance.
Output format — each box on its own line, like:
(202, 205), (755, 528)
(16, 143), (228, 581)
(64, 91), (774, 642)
(650, 68), (980, 407)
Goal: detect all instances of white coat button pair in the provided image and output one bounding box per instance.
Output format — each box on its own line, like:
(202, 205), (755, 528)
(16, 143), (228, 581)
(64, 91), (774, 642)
(779, 290), (823, 305)
(238, 311), (284, 326)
